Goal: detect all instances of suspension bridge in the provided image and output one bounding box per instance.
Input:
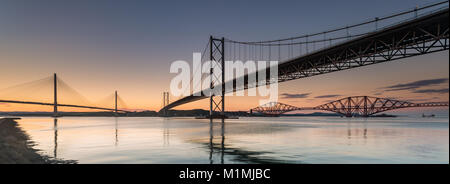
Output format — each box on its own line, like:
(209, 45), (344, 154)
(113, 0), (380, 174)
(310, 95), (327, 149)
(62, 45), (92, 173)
(250, 96), (449, 117)
(0, 73), (130, 117)
(160, 1), (449, 118)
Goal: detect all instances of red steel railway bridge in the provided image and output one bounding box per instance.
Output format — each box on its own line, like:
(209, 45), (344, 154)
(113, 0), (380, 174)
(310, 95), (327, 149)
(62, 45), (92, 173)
(250, 96), (449, 117)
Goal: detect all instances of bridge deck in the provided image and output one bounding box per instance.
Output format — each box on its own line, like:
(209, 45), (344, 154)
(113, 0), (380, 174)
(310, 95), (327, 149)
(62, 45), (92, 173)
(0, 100), (129, 113)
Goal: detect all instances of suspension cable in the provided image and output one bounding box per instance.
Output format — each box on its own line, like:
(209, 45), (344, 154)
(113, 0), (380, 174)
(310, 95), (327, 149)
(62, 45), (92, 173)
(224, 0), (448, 44)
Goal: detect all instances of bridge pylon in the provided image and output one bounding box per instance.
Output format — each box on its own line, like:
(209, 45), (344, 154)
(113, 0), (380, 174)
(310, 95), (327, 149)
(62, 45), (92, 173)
(162, 92), (169, 117)
(53, 73), (58, 117)
(114, 90), (118, 116)
(209, 36), (226, 119)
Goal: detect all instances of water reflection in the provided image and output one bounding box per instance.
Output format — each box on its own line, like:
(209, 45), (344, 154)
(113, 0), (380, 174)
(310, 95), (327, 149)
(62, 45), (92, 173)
(363, 119), (368, 140)
(347, 121), (351, 139)
(208, 119), (225, 164)
(209, 119), (214, 164)
(163, 118), (170, 146)
(204, 119), (291, 164)
(17, 116), (447, 164)
(115, 117), (118, 146)
(53, 118), (58, 158)
(346, 119), (368, 140)
(220, 119), (225, 164)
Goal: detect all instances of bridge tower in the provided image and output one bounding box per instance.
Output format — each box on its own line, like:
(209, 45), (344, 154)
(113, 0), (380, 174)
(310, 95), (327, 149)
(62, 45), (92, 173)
(346, 97), (352, 117)
(363, 96), (368, 117)
(163, 92), (169, 116)
(53, 73), (58, 117)
(114, 90), (118, 116)
(209, 36), (226, 119)
(165, 92), (169, 116)
(163, 92), (166, 116)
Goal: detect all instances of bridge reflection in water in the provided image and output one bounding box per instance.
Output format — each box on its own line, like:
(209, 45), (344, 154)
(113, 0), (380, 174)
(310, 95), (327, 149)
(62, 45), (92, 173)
(49, 118), (228, 164)
(51, 117), (120, 160)
(209, 119), (225, 164)
(53, 118), (58, 158)
(31, 116), (446, 164)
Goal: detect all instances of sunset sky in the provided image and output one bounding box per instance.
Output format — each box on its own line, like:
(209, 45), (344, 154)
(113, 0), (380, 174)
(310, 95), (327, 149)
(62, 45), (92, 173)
(0, 0), (448, 112)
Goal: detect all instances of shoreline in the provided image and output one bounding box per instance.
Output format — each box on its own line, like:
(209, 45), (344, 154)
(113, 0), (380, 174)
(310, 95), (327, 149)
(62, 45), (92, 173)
(0, 118), (76, 164)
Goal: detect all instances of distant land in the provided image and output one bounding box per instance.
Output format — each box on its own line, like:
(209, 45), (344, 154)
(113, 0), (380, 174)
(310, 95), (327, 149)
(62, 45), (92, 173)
(281, 112), (340, 117)
(0, 110), (400, 117)
(0, 109), (241, 117)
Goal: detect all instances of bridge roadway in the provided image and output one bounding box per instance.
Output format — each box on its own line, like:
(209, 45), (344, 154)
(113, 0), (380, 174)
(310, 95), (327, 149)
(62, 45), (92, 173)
(160, 7), (449, 113)
(0, 100), (129, 113)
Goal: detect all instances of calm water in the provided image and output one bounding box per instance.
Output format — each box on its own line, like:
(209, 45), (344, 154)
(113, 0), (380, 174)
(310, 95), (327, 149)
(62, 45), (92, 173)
(13, 116), (449, 164)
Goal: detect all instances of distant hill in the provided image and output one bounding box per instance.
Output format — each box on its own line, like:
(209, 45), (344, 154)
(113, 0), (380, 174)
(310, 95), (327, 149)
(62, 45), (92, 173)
(0, 109), (248, 117)
(164, 109), (249, 117)
(280, 112), (340, 117)
(0, 111), (399, 117)
(0, 111), (158, 117)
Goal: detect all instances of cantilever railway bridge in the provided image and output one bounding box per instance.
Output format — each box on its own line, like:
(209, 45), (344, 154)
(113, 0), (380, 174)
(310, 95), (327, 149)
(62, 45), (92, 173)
(250, 96), (449, 117)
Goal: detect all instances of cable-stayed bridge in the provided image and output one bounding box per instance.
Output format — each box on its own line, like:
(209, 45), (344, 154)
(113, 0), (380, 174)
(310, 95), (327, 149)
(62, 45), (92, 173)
(0, 73), (130, 116)
(160, 1), (449, 118)
(250, 96), (449, 117)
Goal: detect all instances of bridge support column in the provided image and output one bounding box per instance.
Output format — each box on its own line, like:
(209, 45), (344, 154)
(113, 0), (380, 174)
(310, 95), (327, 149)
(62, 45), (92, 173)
(209, 36), (226, 119)
(53, 73), (58, 117)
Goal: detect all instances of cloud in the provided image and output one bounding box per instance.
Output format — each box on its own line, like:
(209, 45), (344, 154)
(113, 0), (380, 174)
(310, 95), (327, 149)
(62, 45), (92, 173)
(405, 98), (436, 102)
(383, 78), (448, 92)
(281, 93), (311, 99)
(314, 95), (341, 99)
(384, 86), (417, 92)
(413, 88), (449, 94)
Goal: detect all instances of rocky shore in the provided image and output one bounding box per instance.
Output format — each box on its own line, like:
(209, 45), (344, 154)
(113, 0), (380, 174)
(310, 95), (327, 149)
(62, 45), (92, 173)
(0, 118), (76, 164)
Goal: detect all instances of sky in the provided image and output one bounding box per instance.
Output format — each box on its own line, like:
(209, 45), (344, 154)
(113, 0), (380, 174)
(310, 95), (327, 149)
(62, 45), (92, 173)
(0, 0), (448, 112)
